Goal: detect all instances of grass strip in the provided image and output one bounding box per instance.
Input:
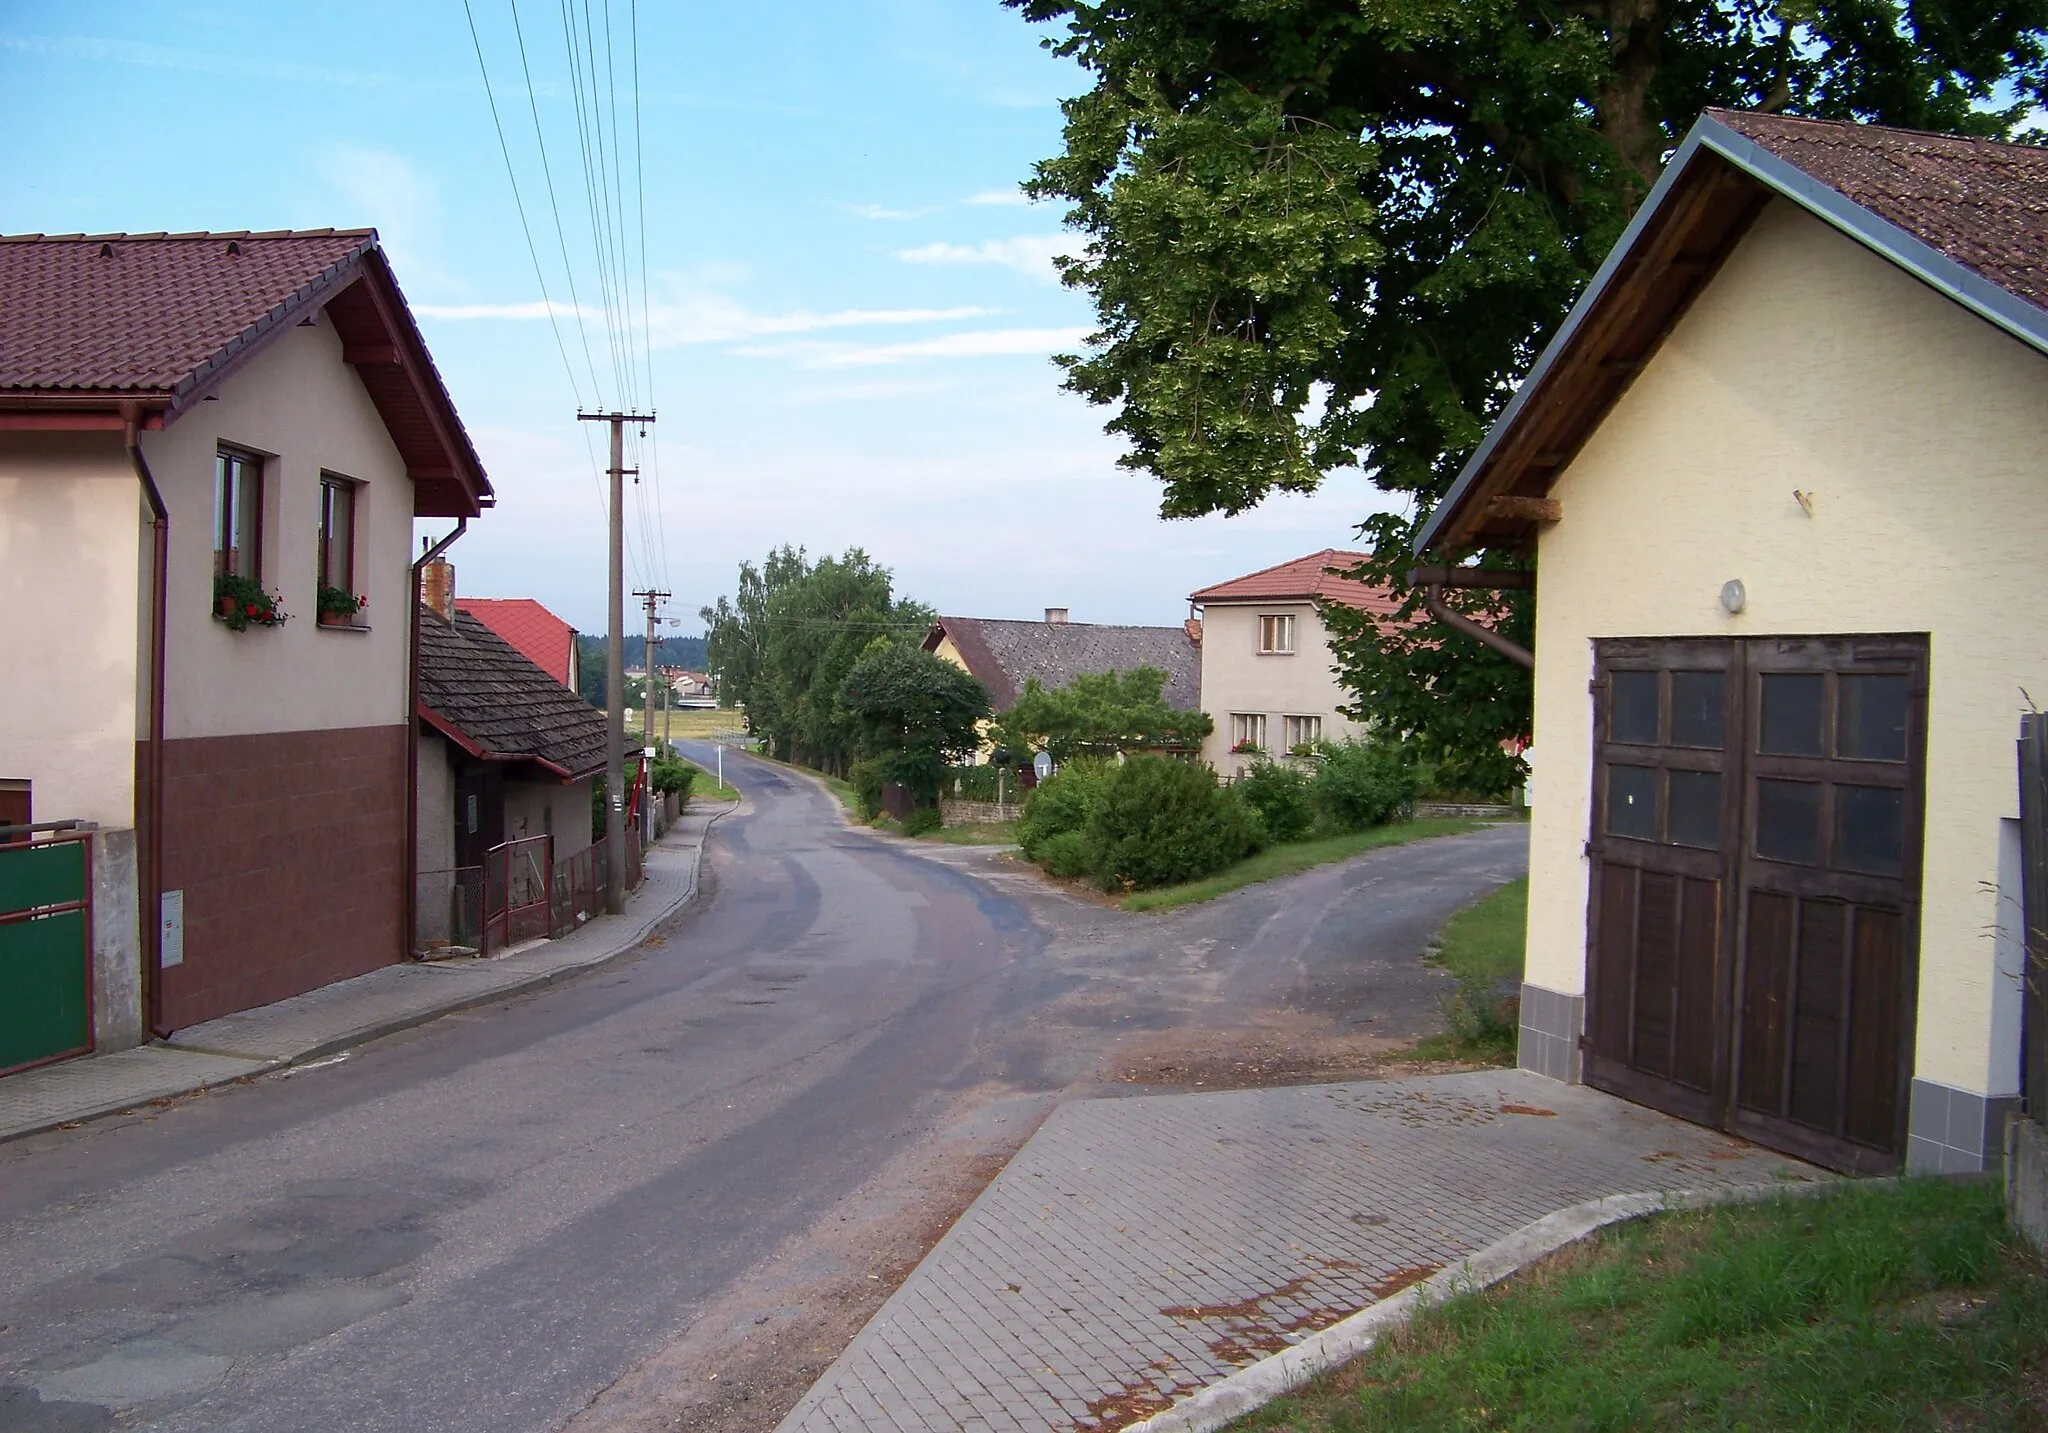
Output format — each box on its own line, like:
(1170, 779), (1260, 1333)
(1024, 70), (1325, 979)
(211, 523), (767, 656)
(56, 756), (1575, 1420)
(918, 821), (1019, 846)
(1401, 877), (1527, 1066)
(679, 760), (739, 804)
(1119, 819), (1485, 913)
(1231, 1177), (2047, 1432)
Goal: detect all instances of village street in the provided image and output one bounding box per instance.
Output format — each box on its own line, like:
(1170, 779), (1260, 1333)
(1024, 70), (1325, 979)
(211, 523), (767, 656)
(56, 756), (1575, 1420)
(0, 750), (1525, 1433)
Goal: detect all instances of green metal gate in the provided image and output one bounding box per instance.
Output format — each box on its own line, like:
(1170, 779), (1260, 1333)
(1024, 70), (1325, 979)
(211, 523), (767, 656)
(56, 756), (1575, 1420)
(0, 833), (93, 1075)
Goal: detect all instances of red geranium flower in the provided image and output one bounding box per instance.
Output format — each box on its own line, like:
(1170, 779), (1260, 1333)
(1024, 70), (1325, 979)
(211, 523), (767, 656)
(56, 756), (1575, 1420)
(246, 603), (260, 616)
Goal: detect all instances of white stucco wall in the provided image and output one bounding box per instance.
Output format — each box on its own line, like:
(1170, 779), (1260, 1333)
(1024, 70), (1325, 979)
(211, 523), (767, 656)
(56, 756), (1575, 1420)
(503, 775), (594, 861)
(136, 311), (414, 740)
(1197, 601), (1364, 777)
(0, 432), (143, 828)
(1526, 197), (2048, 1097)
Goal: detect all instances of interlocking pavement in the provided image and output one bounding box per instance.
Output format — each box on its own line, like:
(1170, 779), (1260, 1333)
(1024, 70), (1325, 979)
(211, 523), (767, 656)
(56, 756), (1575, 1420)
(778, 1069), (1818, 1433)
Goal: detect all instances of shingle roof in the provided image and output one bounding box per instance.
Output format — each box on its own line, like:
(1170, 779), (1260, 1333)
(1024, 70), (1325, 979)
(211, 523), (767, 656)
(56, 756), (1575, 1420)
(459, 599), (577, 688)
(0, 229), (371, 392)
(1190, 549), (1403, 618)
(926, 616), (1201, 712)
(1710, 109), (2048, 317)
(0, 229), (490, 517)
(417, 608), (607, 780)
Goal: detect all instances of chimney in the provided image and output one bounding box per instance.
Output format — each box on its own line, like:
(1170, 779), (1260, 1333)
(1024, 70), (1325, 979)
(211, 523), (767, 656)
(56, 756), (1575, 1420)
(422, 556), (456, 624)
(1044, 607), (1068, 625)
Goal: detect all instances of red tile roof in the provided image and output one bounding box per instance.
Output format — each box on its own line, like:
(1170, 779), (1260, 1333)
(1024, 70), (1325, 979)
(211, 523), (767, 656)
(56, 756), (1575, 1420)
(459, 599), (577, 689)
(1710, 109), (2048, 317)
(1189, 549), (1402, 617)
(0, 229), (490, 517)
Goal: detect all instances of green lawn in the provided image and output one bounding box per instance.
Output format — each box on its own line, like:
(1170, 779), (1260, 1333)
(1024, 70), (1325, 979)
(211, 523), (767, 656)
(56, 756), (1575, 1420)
(679, 760), (739, 804)
(1405, 877), (1527, 1065)
(1118, 820), (1485, 913)
(1230, 1178), (2048, 1432)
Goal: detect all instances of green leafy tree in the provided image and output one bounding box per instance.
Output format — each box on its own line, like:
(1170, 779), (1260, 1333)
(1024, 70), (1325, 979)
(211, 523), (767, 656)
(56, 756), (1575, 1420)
(996, 667), (1213, 762)
(701, 547), (932, 773)
(840, 644), (993, 806)
(1011, 0), (2048, 774)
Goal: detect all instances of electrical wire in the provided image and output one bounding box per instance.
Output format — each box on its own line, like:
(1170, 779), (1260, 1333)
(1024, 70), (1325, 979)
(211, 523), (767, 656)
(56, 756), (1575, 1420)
(507, 0), (604, 405)
(460, 0), (585, 412)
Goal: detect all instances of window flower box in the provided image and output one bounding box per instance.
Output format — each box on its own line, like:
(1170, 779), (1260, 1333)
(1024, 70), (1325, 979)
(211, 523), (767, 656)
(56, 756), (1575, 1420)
(213, 574), (287, 631)
(316, 584), (367, 628)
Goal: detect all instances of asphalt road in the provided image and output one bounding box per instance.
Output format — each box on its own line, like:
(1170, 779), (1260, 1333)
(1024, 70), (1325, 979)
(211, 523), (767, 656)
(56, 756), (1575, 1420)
(0, 750), (1525, 1433)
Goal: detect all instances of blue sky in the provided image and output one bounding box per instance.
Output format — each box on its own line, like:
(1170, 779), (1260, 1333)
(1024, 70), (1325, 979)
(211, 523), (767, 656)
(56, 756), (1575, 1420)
(1, 1), (1388, 635)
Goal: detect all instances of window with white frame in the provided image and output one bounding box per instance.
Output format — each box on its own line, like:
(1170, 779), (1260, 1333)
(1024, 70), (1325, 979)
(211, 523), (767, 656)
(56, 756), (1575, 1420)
(1258, 613), (1296, 654)
(1283, 715), (1322, 750)
(1230, 713), (1267, 752)
(319, 474), (359, 597)
(214, 448), (262, 581)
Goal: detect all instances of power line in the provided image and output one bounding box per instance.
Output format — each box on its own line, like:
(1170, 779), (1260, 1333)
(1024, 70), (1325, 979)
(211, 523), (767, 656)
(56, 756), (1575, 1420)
(558, 0), (630, 407)
(459, 0), (586, 412)
(507, 0), (605, 403)
(630, 0), (671, 590)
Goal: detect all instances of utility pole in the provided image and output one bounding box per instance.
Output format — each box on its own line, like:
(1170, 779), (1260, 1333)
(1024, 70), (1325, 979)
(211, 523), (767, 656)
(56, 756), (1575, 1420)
(634, 586), (670, 843)
(579, 410), (654, 915)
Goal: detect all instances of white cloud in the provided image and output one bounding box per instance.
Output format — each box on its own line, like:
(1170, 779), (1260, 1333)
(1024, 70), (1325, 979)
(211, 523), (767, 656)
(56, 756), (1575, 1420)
(318, 145), (448, 288)
(896, 234), (1074, 280)
(746, 326), (1091, 369)
(416, 291), (996, 348)
(963, 189), (1035, 207)
(842, 201), (933, 221)
(645, 296), (993, 347)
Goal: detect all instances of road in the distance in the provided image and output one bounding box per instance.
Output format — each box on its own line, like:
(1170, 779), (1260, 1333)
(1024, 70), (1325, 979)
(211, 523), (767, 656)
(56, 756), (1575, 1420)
(0, 749), (1525, 1433)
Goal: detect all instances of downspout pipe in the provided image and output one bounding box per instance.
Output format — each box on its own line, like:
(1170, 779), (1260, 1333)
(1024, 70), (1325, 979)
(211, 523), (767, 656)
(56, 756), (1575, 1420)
(404, 519), (466, 961)
(1406, 567), (1535, 670)
(121, 404), (172, 1038)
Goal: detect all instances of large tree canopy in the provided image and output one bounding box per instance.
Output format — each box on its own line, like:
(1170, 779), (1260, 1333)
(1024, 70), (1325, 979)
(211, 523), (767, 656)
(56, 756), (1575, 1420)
(1012, 0), (2047, 787)
(700, 546), (932, 773)
(840, 644), (993, 803)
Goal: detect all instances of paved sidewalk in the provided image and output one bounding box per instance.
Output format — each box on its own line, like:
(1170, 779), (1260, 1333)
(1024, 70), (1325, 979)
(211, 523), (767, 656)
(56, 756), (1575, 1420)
(0, 801), (734, 1144)
(778, 1069), (1818, 1433)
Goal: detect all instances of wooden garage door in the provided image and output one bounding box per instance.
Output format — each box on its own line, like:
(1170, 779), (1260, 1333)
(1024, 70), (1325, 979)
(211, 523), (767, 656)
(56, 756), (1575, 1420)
(1586, 636), (1926, 1173)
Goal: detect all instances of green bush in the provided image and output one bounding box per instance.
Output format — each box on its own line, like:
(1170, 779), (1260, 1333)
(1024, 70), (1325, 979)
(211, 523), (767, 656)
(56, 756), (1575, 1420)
(1016, 757), (1110, 858)
(1438, 971), (1519, 1056)
(1234, 760), (1314, 842)
(900, 806), (942, 837)
(1312, 735), (1426, 831)
(650, 755), (696, 801)
(1086, 756), (1265, 891)
(1036, 829), (1093, 877)
(848, 758), (886, 822)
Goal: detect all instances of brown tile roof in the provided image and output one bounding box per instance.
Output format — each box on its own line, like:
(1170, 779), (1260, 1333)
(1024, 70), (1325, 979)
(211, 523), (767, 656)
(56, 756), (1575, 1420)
(459, 599), (577, 689)
(925, 616), (1201, 712)
(1710, 109), (2048, 316)
(418, 608), (607, 780)
(0, 229), (490, 517)
(1189, 549), (1403, 618)
(0, 229), (370, 392)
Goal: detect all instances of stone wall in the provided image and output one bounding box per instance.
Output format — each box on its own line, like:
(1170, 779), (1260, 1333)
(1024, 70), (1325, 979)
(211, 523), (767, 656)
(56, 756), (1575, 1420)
(1414, 801), (1518, 820)
(941, 799), (1019, 827)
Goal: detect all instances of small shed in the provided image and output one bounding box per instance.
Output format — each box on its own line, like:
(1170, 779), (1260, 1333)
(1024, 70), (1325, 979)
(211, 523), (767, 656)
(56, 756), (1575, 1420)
(1414, 109), (2048, 1175)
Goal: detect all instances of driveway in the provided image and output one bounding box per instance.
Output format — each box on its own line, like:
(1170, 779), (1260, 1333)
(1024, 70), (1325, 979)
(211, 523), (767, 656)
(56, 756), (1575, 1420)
(0, 750), (1525, 1433)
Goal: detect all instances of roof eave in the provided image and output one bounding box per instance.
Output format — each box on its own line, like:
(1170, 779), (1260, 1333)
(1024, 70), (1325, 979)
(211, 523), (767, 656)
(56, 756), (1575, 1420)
(1415, 111), (2048, 557)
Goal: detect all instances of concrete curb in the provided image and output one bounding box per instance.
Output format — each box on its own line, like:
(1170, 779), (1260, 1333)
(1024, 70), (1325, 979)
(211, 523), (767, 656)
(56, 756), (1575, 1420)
(0, 800), (738, 1145)
(1122, 1176), (1849, 1433)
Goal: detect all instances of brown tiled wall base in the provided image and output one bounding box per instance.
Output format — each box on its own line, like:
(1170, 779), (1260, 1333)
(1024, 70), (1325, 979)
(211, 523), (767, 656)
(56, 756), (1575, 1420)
(157, 724), (406, 1029)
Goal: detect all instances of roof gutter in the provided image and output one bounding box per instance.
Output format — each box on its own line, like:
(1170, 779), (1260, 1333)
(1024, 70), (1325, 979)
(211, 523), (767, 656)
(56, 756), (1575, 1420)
(1407, 566), (1535, 670)
(120, 403), (172, 1038)
(405, 519), (465, 962)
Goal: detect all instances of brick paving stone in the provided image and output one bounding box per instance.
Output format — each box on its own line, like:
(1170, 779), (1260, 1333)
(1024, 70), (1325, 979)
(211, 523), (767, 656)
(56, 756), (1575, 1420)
(777, 1069), (1818, 1433)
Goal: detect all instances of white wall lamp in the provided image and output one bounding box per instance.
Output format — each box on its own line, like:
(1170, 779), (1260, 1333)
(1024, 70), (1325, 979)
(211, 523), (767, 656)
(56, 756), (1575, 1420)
(1721, 579), (1748, 615)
